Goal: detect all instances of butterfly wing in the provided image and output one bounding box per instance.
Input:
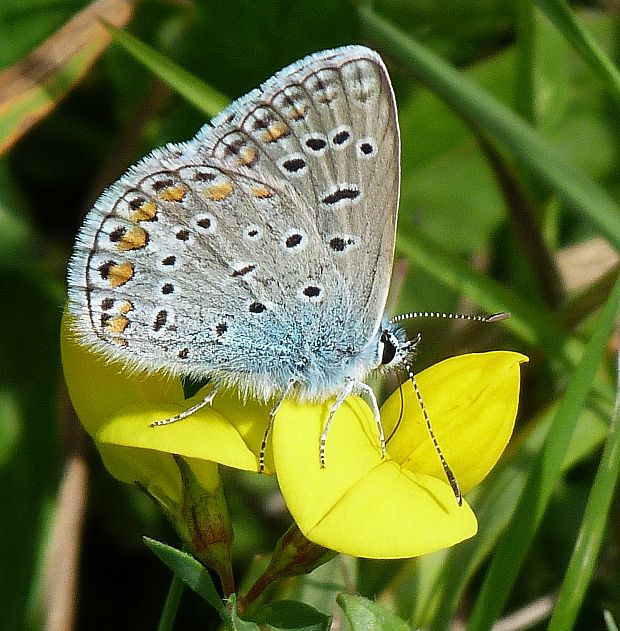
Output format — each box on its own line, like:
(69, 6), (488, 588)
(67, 46), (399, 398)
(200, 46), (400, 338)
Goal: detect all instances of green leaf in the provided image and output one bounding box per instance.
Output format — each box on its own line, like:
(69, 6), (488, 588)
(337, 594), (410, 631)
(465, 276), (620, 630)
(104, 25), (229, 117)
(359, 7), (620, 251)
(252, 600), (331, 631)
(143, 537), (224, 613)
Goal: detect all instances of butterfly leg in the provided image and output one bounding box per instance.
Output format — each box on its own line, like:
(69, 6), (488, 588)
(259, 379), (297, 473)
(320, 380), (386, 467)
(149, 384), (219, 427)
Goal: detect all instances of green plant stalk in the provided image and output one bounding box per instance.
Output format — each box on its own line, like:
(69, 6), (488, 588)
(465, 277), (620, 630)
(156, 575), (184, 631)
(547, 352), (620, 630)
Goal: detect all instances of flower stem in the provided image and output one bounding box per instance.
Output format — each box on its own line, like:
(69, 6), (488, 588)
(156, 575), (184, 631)
(237, 522), (336, 615)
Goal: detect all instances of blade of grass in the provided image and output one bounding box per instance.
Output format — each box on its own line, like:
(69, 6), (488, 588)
(425, 395), (610, 629)
(465, 277), (620, 630)
(359, 8), (620, 251)
(0, 0), (135, 154)
(531, 0), (620, 106)
(104, 25), (229, 117)
(547, 345), (620, 631)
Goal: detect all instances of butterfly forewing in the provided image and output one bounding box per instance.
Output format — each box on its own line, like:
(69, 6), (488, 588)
(202, 46), (400, 337)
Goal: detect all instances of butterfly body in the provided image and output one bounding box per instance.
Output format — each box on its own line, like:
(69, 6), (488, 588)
(68, 45), (408, 409)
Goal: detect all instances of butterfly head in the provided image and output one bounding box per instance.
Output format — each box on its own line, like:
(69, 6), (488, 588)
(376, 321), (419, 374)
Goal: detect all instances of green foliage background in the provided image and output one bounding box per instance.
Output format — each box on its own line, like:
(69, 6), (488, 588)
(1, 0), (619, 629)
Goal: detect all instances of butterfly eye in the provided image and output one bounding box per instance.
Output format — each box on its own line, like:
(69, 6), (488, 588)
(380, 331), (397, 366)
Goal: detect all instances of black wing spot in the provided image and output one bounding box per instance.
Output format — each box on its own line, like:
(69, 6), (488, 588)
(252, 117), (270, 130)
(329, 236), (355, 252)
(161, 255), (176, 266)
(98, 261), (115, 280)
(195, 171), (217, 182)
(178, 348), (189, 359)
(333, 130), (350, 145)
(322, 187), (360, 205)
(224, 138), (245, 156)
(176, 229), (190, 241)
(232, 264), (256, 277)
(161, 283), (174, 295)
(285, 233), (303, 248)
(215, 322), (227, 336)
(305, 137), (327, 151)
(109, 226), (126, 242)
(128, 196), (146, 210)
(249, 302), (266, 313)
(282, 157), (306, 173)
(153, 310), (168, 331)
(101, 298), (114, 310)
(360, 142), (374, 155)
(303, 286), (321, 298)
(197, 217), (211, 229)
(152, 178), (174, 191)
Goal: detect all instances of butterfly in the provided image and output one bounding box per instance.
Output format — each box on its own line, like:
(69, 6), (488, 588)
(68, 45), (504, 500)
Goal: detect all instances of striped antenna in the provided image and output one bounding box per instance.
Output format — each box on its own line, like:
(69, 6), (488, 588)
(404, 359), (462, 505)
(391, 310), (509, 505)
(391, 311), (510, 325)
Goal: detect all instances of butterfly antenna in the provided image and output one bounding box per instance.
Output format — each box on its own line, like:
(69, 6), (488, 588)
(387, 310), (509, 505)
(405, 360), (462, 506)
(390, 311), (511, 325)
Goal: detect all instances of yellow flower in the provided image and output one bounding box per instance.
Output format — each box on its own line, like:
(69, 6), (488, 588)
(61, 312), (526, 559)
(273, 351), (527, 558)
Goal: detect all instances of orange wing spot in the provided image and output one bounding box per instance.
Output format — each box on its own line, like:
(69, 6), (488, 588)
(263, 121), (290, 142)
(287, 103), (307, 121)
(130, 200), (158, 222)
(108, 262), (135, 287)
(203, 180), (233, 201)
(118, 300), (134, 314)
(317, 91), (336, 104)
(105, 314), (130, 334)
(117, 225), (149, 251)
(238, 146), (258, 167)
(157, 185), (187, 202)
(251, 186), (273, 199)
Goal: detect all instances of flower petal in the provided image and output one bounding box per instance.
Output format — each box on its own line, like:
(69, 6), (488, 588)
(61, 313), (183, 434)
(273, 397), (477, 558)
(61, 312), (272, 474)
(381, 351), (527, 492)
